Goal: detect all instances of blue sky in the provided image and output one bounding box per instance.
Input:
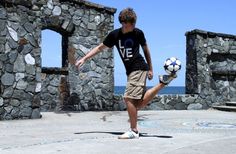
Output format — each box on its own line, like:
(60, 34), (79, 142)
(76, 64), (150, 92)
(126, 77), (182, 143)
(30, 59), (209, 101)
(42, 0), (236, 86)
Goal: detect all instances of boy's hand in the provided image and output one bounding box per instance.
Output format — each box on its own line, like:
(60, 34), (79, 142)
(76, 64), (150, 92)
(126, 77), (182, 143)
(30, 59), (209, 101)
(75, 58), (85, 70)
(148, 70), (153, 80)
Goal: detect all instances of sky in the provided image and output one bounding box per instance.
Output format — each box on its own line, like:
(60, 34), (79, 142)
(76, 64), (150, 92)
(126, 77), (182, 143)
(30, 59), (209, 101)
(42, 0), (236, 86)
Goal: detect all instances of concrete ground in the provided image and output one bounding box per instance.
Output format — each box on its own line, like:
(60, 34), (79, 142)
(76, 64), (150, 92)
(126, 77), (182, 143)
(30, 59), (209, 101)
(1, 110), (236, 154)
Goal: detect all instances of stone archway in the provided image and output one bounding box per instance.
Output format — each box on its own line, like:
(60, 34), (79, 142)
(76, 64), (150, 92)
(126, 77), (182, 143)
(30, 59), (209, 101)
(39, 13), (75, 112)
(0, 0), (116, 120)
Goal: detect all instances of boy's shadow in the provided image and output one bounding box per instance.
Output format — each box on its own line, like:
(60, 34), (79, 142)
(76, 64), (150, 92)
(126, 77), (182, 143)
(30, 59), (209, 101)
(74, 131), (173, 138)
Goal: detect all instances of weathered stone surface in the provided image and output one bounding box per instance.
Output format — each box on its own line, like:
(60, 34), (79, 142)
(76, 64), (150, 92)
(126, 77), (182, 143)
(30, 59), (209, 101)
(24, 22), (35, 33)
(62, 20), (70, 29)
(35, 83), (41, 93)
(0, 8), (7, 19)
(47, 86), (58, 95)
(175, 103), (186, 110)
(78, 26), (90, 37)
(50, 78), (60, 86)
(94, 15), (101, 25)
(74, 9), (84, 17)
(10, 99), (21, 107)
(72, 15), (82, 25)
(0, 53), (8, 61)
(13, 54), (25, 72)
(32, 5), (40, 11)
(61, 4), (68, 10)
(44, 8), (52, 15)
(32, 95), (40, 108)
(0, 108), (5, 116)
(26, 64), (36, 75)
(25, 33), (37, 47)
(5, 64), (13, 73)
(12, 90), (33, 100)
(0, 97), (3, 107)
(0, 61), (2, 69)
(1, 73), (15, 86)
(25, 53), (35, 65)
(21, 100), (32, 108)
(9, 50), (18, 63)
(2, 87), (14, 98)
(185, 96), (196, 104)
(47, 0), (54, 10)
(11, 107), (20, 118)
(52, 6), (61, 16)
(31, 108), (41, 119)
(16, 80), (28, 90)
(87, 22), (96, 30)
(25, 83), (36, 93)
(7, 26), (18, 42)
(21, 44), (33, 54)
(0, 44), (4, 53)
(0, 20), (6, 32)
(5, 42), (11, 53)
(5, 106), (13, 114)
(15, 73), (25, 81)
(17, 26), (27, 37)
(187, 103), (203, 110)
(20, 107), (32, 117)
(8, 37), (18, 49)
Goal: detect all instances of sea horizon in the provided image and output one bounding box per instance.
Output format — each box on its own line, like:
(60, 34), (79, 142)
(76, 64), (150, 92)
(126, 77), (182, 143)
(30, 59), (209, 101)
(114, 86), (185, 95)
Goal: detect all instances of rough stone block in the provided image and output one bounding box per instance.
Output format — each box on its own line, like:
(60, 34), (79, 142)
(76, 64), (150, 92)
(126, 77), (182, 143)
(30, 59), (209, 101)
(187, 103), (203, 110)
(1, 73), (15, 86)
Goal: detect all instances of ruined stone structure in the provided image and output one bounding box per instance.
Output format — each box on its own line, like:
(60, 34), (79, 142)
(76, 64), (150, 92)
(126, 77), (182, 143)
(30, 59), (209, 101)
(0, 0), (116, 120)
(0, 1), (236, 121)
(185, 29), (236, 102)
(135, 29), (236, 111)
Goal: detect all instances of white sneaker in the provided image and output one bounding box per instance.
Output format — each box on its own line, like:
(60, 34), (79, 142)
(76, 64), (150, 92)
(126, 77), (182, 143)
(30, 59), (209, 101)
(118, 130), (139, 139)
(159, 74), (177, 85)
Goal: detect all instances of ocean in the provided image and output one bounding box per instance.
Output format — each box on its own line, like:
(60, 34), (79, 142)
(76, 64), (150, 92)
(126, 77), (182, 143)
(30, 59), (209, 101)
(114, 86), (185, 95)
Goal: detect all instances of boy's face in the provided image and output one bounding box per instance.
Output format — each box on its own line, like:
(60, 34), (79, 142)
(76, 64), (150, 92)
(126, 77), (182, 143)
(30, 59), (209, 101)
(121, 22), (135, 33)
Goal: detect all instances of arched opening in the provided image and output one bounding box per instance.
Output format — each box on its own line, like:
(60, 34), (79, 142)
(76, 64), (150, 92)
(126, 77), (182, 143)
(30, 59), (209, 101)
(40, 29), (70, 111)
(41, 29), (69, 68)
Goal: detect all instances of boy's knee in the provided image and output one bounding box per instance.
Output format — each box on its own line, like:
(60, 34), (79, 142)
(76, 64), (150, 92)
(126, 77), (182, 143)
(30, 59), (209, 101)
(124, 97), (137, 104)
(124, 97), (131, 104)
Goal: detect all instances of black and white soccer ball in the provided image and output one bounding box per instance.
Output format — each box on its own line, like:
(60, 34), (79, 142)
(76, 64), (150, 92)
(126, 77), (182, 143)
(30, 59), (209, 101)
(164, 57), (181, 74)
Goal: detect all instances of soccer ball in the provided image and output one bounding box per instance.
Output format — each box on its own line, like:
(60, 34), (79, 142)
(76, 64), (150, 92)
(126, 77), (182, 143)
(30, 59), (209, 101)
(164, 57), (181, 74)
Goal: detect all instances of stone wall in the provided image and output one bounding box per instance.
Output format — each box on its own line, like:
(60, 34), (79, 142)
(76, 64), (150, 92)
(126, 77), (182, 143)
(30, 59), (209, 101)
(0, 0), (116, 120)
(40, 67), (69, 112)
(186, 29), (236, 104)
(113, 94), (201, 111)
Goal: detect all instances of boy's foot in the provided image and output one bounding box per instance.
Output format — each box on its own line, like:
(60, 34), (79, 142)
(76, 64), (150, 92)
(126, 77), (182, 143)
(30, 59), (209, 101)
(159, 74), (177, 85)
(118, 130), (139, 139)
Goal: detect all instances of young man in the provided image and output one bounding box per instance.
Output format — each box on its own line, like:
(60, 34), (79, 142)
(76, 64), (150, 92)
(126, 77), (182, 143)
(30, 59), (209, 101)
(75, 8), (176, 139)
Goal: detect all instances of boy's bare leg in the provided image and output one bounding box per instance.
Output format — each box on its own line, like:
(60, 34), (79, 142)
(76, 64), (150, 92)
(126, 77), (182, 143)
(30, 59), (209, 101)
(124, 84), (165, 132)
(124, 98), (138, 132)
(136, 83), (165, 110)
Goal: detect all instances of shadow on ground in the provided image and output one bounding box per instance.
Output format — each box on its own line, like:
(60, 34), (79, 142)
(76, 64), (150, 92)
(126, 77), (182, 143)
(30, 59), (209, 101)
(74, 131), (173, 138)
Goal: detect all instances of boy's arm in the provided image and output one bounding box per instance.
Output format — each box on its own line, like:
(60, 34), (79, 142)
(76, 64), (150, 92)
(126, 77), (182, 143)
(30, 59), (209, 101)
(75, 43), (108, 69)
(142, 44), (153, 80)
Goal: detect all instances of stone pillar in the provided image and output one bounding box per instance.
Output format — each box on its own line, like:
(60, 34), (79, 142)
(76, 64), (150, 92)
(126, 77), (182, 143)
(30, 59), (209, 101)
(67, 8), (116, 111)
(0, 4), (41, 120)
(186, 29), (236, 107)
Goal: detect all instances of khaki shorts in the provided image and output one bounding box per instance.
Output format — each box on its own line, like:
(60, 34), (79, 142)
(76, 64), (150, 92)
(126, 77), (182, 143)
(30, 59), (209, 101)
(124, 70), (148, 100)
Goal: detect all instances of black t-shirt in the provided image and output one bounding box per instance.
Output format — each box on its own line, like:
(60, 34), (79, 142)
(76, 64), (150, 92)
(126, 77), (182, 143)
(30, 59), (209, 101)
(103, 28), (149, 75)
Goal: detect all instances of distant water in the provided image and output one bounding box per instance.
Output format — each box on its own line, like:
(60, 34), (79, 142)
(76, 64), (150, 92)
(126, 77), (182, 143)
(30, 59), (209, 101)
(114, 86), (185, 95)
